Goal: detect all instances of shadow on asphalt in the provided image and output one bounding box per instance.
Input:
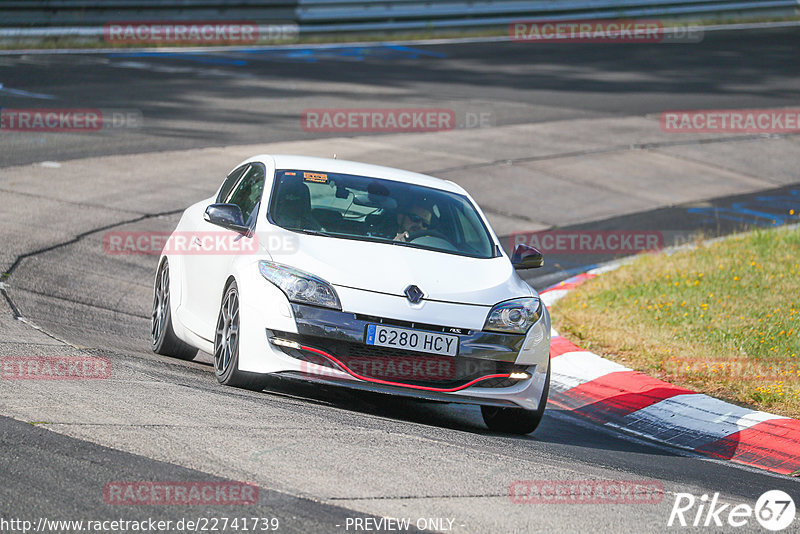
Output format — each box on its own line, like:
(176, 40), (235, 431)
(238, 373), (683, 458)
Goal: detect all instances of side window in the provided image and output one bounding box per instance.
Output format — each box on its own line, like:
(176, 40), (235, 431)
(217, 165), (249, 204)
(226, 164), (266, 224)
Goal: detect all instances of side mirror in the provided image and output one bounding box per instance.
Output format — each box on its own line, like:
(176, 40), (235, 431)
(204, 203), (250, 234)
(511, 244), (544, 270)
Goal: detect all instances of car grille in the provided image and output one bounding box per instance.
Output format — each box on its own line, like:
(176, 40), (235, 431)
(272, 332), (528, 389)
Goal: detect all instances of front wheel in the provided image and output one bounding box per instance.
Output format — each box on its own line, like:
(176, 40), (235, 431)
(481, 364), (550, 435)
(214, 280), (268, 391)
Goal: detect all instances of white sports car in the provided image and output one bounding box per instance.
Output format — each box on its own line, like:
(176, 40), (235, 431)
(151, 155), (551, 434)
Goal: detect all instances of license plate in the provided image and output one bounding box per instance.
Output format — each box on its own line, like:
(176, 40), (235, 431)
(365, 325), (459, 357)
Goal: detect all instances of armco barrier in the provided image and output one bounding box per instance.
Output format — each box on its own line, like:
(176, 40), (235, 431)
(1, 0), (797, 33)
(0, 1), (297, 27)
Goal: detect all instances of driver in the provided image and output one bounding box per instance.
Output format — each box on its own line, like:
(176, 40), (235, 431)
(394, 203), (433, 242)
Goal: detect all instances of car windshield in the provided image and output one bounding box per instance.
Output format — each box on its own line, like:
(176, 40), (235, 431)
(269, 169), (497, 259)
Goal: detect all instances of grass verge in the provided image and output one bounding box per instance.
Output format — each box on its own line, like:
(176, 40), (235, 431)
(551, 225), (800, 418)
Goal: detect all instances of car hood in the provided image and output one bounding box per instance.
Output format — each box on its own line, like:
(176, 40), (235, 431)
(263, 231), (533, 306)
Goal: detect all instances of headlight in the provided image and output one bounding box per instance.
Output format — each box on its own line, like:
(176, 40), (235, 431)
(258, 261), (341, 310)
(483, 297), (542, 334)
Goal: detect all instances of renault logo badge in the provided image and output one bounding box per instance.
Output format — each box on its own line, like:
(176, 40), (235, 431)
(404, 285), (424, 304)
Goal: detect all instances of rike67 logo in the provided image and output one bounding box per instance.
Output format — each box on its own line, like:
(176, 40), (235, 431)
(668, 490), (796, 531)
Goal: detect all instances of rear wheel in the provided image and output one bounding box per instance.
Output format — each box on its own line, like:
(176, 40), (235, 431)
(481, 364), (550, 435)
(151, 260), (197, 360)
(214, 281), (268, 391)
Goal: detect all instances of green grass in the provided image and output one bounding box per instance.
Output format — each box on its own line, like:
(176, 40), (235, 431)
(552, 224), (800, 418)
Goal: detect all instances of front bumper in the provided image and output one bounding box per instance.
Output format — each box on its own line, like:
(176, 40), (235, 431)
(266, 303), (548, 401)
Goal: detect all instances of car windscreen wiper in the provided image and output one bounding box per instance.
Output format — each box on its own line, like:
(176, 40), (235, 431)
(295, 228), (335, 237)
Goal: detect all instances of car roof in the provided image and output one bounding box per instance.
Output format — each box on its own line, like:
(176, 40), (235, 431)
(243, 154), (465, 195)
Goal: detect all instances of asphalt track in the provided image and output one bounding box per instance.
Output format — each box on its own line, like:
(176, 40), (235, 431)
(1, 26), (799, 167)
(1, 27), (799, 533)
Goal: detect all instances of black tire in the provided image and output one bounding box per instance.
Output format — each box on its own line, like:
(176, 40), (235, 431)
(151, 260), (197, 360)
(214, 280), (268, 391)
(481, 364), (550, 435)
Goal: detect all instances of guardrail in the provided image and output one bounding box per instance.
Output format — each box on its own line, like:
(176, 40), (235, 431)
(1, 1), (297, 27)
(1, 0), (797, 33)
(295, 0), (799, 33)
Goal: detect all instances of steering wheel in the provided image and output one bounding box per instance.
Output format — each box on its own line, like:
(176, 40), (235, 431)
(405, 229), (452, 243)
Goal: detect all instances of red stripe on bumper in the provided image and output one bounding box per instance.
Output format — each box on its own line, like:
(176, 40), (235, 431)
(299, 345), (513, 393)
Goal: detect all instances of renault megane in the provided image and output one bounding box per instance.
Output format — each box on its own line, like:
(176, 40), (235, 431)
(151, 155), (550, 434)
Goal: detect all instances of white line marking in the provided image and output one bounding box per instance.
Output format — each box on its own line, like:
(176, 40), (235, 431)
(617, 393), (786, 449)
(551, 351), (630, 391)
(0, 82), (56, 99)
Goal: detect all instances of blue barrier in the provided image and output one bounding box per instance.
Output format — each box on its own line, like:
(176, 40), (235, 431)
(687, 190), (800, 227)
